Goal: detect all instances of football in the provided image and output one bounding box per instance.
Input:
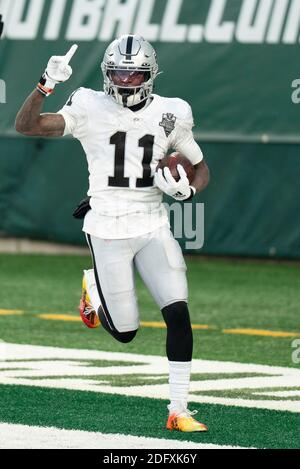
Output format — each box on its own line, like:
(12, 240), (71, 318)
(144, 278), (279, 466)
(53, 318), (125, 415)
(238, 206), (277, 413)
(156, 152), (195, 184)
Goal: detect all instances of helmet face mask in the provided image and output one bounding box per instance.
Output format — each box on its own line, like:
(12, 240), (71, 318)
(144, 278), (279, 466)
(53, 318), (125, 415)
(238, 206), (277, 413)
(101, 35), (159, 107)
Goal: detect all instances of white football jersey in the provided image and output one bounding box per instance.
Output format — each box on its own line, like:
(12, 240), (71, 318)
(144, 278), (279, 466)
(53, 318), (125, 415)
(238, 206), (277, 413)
(58, 88), (203, 239)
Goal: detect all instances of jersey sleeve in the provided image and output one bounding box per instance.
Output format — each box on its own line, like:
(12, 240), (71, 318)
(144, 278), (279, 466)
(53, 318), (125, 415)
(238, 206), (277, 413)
(57, 88), (88, 139)
(169, 101), (204, 166)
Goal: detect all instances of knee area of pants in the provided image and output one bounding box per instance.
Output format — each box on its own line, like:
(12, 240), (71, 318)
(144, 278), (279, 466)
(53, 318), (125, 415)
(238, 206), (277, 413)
(114, 330), (137, 344)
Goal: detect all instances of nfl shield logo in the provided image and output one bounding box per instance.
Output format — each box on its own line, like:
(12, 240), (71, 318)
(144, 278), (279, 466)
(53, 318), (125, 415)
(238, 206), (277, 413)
(159, 113), (177, 137)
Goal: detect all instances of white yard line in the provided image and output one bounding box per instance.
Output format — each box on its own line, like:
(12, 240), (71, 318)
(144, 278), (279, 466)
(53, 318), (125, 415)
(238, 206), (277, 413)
(0, 423), (246, 450)
(0, 343), (298, 375)
(255, 391), (300, 398)
(1, 343), (300, 413)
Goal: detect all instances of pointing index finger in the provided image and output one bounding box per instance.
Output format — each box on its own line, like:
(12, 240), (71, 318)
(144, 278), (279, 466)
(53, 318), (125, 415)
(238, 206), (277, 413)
(63, 44), (78, 65)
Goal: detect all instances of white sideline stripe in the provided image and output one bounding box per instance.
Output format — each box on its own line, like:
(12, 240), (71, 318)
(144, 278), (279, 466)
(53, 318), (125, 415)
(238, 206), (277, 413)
(0, 423), (246, 450)
(0, 238), (89, 255)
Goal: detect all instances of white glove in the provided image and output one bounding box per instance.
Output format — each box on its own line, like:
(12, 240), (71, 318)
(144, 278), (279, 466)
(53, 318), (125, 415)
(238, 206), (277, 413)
(155, 164), (196, 201)
(37, 44), (78, 97)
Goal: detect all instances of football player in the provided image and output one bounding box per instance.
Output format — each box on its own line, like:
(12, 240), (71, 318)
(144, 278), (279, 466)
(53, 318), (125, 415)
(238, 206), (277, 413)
(15, 35), (210, 432)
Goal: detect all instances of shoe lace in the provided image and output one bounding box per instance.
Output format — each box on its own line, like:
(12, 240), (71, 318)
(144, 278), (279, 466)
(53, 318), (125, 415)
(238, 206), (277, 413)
(178, 409), (198, 419)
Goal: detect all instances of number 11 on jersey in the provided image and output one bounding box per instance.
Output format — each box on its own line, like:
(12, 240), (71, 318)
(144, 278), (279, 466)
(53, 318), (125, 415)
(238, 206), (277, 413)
(109, 131), (155, 188)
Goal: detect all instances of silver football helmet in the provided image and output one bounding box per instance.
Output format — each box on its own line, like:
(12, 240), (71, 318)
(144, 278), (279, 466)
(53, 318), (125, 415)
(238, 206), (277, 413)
(101, 35), (159, 108)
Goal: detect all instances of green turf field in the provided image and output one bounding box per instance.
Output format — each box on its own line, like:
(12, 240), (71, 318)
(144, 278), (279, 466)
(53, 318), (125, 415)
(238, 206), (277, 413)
(0, 254), (299, 449)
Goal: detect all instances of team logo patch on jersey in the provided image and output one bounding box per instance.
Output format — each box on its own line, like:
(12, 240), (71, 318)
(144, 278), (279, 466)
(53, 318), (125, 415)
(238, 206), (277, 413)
(159, 113), (177, 137)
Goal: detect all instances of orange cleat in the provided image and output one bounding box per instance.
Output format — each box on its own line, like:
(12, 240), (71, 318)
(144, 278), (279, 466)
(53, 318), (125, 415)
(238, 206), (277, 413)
(166, 410), (208, 433)
(79, 275), (100, 329)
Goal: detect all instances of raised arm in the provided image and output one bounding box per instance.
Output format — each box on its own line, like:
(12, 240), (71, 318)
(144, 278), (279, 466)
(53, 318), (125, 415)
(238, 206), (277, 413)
(15, 44), (78, 138)
(15, 90), (65, 137)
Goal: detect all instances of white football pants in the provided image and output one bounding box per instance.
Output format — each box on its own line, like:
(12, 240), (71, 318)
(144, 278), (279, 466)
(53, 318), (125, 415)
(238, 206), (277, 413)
(85, 225), (188, 333)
